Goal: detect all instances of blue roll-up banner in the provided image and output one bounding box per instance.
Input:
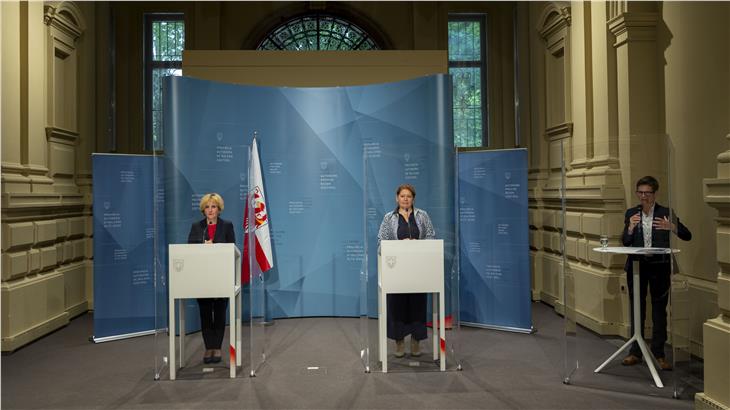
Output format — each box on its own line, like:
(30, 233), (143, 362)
(92, 154), (157, 341)
(163, 75), (455, 319)
(458, 149), (532, 332)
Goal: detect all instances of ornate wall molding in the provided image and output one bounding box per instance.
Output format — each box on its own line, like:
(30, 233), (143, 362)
(545, 122), (573, 141)
(44, 1), (85, 41)
(538, 4), (571, 45)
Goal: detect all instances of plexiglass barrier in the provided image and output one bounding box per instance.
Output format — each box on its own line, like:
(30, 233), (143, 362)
(560, 136), (700, 399)
(363, 149), (461, 373)
(152, 96), (252, 380)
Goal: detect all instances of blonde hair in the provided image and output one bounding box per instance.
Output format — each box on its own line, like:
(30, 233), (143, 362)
(199, 193), (224, 214)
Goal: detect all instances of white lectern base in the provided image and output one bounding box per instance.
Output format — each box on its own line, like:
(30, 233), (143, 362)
(591, 248), (678, 389)
(377, 240), (446, 373)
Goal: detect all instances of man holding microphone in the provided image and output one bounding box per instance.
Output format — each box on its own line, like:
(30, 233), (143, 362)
(621, 176), (692, 370)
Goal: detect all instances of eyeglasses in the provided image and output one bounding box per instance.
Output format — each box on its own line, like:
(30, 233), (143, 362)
(636, 190), (655, 196)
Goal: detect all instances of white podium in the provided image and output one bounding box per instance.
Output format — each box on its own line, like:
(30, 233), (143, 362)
(168, 243), (242, 380)
(378, 239), (445, 372)
(592, 246), (678, 388)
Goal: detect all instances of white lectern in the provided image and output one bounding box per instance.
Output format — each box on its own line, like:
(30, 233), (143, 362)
(168, 243), (242, 380)
(592, 246), (678, 388)
(378, 239), (445, 372)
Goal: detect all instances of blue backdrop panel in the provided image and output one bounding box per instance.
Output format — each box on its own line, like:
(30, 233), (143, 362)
(92, 154), (157, 339)
(458, 149), (531, 331)
(163, 75), (454, 319)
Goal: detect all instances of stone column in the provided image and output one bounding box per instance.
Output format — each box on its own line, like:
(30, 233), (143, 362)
(608, 4), (664, 201)
(1, 1), (31, 194)
(25, 1), (53, 193)
(697, 135), (730, 409)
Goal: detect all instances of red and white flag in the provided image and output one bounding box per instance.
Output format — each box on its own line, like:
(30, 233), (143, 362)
(243, 138), (273, 284)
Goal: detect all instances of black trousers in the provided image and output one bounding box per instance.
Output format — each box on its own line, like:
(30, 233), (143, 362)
(197, 298), (228, 350)
(387, 293), (427, 341)
(627, 260), (670, 359)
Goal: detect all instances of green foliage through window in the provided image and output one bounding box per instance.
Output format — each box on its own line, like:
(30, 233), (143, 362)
(448, 17), (487, 147)
(146, 15), (184, 152)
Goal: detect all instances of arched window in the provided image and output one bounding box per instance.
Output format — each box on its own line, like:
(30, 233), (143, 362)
(257, 13), (380, 51)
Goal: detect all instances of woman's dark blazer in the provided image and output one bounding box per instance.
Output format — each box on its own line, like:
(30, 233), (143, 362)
(187, 218), (236, 244)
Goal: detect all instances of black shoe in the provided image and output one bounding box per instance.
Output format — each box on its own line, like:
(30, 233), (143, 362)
(211, 349), (222, 363)
(203, 349), (214, 364)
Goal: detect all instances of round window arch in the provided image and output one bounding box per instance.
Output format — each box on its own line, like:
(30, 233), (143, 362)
(257, 13), (381, 50)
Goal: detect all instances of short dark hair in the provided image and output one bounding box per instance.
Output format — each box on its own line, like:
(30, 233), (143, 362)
(396, 183), (416, 198)
(636, 176), (659, 192)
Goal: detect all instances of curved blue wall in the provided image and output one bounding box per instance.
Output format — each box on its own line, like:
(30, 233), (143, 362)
(163, 75), (455, 318)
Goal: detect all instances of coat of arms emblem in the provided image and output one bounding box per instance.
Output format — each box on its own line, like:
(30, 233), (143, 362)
(386, 256), (397, 268)
(173, 259), (184, 272)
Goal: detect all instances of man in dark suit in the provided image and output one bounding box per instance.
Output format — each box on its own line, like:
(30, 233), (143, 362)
(187, 193), (236, 364)
(621, 176), (691, 370)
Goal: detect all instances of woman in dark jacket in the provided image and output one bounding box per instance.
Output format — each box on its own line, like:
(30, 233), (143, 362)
(187, 192), (235, 364)
(377, 184), (435, 358)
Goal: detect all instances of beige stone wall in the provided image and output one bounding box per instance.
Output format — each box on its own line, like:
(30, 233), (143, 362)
(663, 2), (729, 358)
(528, 1), (624, 330)
(1, 1), (95, 352)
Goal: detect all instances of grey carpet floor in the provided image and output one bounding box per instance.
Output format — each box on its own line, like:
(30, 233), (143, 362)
(1, 302), (698, 409)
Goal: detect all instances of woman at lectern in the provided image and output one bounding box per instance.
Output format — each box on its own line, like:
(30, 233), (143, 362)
(377, 184), (435, 358)
(187, 193), (236, 364)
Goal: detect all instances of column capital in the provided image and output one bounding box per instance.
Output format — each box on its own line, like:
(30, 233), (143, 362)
(608, 12), (659, 47)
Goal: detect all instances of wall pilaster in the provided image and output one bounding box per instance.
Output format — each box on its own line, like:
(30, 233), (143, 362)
(696, 135), (730, 410)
